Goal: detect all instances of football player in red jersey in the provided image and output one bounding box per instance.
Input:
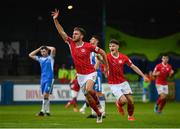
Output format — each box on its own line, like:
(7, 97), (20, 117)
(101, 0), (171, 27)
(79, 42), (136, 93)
(153, 55), (174, 114)
(51, 9), (109, 123)
(106, 39), (148, 121)
(65, 76), (80, 112)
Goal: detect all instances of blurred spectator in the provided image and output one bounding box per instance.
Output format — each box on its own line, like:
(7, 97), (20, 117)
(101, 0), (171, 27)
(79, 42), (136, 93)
(58, 64), (68, 84)
(68, 65), (76, 82)
(140, 71), (154, 102)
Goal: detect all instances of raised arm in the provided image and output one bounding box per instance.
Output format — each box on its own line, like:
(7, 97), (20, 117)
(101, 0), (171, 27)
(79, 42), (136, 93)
(130, 64), (149, 81)
(46, 46), (56, 57)
(29, 47), (41, 60)
(51, 9), (68, 42)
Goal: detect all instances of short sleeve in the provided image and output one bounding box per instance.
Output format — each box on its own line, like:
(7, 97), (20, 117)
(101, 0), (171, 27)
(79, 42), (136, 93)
(66, 36), (76, 49)
(124, 55), (132, 66)
(169, 65), (173, 73)
(89, 44), (100, 53)
(154, 65), (160, 72)
(35, 56), (40, 62)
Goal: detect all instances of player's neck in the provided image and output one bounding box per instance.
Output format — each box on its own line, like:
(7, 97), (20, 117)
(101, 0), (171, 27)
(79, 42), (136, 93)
(75, 41), (84, 47)
(111, 52), (119, 58)
(162, 62), (168, 66)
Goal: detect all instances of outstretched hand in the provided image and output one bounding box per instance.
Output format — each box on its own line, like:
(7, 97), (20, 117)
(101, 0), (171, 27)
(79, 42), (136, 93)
(144, 76), (150, 82)
(51, 9), (59, 19)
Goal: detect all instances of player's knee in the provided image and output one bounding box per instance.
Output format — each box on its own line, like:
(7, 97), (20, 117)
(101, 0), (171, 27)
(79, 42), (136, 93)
(43, 93), (49, 98)
(160, 93), (166, 99)
(119, 96), (127, 104)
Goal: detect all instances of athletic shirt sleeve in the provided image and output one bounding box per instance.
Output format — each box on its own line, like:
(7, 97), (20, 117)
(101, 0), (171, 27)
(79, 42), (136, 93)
(35, 56), (41, 62)
(123, 54), (132, 66)
(67, 36), (73, 44)
(154, 64), (160, 72)
(168, 65), (173, 74)
(88, 44), (100, 53)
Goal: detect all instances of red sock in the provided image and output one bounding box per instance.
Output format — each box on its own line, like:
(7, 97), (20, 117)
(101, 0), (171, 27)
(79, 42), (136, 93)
(117, 100), (125, 107)
(127, 102), (134, 116)
(86, 93), (101, 116)
(89, 90), (100, 105)
(156, 97), (162, 105)
(159, 99), (166, 112)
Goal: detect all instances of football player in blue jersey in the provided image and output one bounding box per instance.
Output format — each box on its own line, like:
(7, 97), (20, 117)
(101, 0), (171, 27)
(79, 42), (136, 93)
(29, 45), (56, 116)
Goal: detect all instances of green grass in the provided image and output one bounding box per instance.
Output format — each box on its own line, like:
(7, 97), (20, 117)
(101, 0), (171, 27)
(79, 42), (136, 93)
(0, 102), (180, 128)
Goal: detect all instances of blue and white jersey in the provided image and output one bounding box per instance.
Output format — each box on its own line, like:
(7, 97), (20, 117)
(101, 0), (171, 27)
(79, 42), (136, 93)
(90, 52), (101, 73)
(90, 52), (103, 92)
(35, 55), (54, 82)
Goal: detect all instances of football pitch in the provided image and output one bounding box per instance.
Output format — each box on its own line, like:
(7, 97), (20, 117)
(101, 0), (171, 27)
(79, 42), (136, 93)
(0, 102), (180, 128)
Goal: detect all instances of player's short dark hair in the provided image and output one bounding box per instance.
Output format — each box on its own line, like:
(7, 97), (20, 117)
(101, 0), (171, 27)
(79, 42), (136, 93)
(41, 46), (48, 50)
(109, 39), (120, 46)
(162, 54), (169, 58)
(92, 35), (101, 44)
(74, 27), (86, 37)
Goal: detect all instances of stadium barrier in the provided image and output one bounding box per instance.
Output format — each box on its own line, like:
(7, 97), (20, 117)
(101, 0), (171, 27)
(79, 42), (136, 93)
(0, 80), (179, 105)
(175, 80), (180, 101)
(1, 81), (14, 105)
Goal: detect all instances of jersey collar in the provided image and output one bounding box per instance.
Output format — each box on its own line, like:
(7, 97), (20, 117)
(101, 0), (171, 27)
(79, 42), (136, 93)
(76, 42), (84, 48)
(111, 52), (119, 59)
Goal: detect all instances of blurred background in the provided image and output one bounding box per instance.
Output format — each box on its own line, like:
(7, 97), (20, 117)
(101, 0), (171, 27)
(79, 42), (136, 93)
(0, 0), (180, 103)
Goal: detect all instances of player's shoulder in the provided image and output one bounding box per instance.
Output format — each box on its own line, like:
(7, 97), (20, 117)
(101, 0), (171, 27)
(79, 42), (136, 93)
(66, 36), (75, 45)
(106, 53), (111, 57)
(167, 63), (172, 68)
(84, 42), (92, 47)
(156, 63), (162, 68)
(119, 52), (128, 59)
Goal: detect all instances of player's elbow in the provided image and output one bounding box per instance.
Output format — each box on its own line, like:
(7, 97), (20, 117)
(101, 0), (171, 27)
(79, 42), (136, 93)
(51, 47), (56, 52)
(28, 53), (33, 58)
(99, 49), (106, 56)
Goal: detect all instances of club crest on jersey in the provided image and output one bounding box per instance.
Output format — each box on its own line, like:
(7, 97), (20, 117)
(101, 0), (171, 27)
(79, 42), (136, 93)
(81, 49), (85, 52)
(118, 60), (122, 64)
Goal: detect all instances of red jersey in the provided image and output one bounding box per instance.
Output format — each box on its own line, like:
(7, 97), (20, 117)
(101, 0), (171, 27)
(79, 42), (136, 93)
(153, 63), (172, 85)
(70, 79), (80, 92)
(107, 52), (133, 84)
(67, 37), (100, 74)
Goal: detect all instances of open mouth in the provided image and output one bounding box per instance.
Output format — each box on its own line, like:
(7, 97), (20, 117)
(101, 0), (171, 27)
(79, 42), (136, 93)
(110, 49), (115, 52)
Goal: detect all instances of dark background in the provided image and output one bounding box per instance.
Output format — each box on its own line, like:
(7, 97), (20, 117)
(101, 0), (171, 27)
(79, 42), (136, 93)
(0, 0), (179, 76)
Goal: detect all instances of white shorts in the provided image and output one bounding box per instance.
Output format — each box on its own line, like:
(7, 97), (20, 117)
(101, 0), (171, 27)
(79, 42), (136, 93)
(109, 81), (132, 100)
(156, 84), (168, 95)
(77, 72), (97, 88)
(71, 90), (79, 98)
